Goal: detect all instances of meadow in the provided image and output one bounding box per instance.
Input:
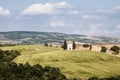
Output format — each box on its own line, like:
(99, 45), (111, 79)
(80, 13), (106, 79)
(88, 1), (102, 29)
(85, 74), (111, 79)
(1, 45), (120, 80)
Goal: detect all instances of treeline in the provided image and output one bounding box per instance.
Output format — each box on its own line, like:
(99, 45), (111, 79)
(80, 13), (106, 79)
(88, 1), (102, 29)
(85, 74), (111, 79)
(0, 44), (16, 47)
(0, 44), (32, 47)
(0, 49), (67, 80)
(83, 44), (120, 54)
(0, 62), (67, 80)
(88, 76), (120, 80)
(0, 49), (20, 62)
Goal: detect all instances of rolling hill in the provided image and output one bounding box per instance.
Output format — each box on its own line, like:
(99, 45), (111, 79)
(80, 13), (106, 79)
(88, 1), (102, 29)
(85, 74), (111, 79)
(0, 31), (120, 44)
(1, 45), (120, 80)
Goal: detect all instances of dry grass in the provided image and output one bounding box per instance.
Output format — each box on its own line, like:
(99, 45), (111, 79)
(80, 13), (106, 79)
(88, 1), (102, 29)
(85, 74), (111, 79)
(1, 45), (120, 80)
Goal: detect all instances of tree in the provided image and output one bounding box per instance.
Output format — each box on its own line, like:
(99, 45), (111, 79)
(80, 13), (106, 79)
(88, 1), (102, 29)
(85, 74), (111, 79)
(89, 44), (92, 51)
(44, 43), (48, 47)
(63, 40), (67, 50)
(88, 77), (99, 80)
(100, 46), (107, 53)
(50, 44), (52, 47)
(73, 41), (76, 50)
(83, 44), (89, 48)
(110, 45), (120, 54)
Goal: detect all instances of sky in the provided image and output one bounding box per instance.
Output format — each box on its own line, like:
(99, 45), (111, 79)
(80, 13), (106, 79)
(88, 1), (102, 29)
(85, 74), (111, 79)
(0, 0), (120, 36)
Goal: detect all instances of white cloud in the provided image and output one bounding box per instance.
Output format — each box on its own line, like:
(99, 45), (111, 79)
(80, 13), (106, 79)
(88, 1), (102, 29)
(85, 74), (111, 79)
(67, 10), (79, 15)
(89, 24), (101, 35)
(0, 6), (10, 16)
(50, 20), (66, 27)
(81, 15), (104, 19)
(49, 17), (76, 27)
(117, 24), (120, 29)
(96, 5), (120, 14)
(55, 1), (71, 8)
(22, 2), (71, 15)
(96, 9), (114, 13)
(113, 5), (120, 10)
(75, 24), (112, 36)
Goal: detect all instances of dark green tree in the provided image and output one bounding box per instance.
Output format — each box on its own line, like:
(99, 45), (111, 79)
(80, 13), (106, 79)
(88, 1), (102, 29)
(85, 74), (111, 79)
(100, 46), (107, 53)
(88, 76), (99, 80)
(73, 41), (76, 50)
(83, 44), (90, 48)
(110, 45), (120, 54)
(89, 44), (92, 51)
(50, 44), (52, 47)
(44, 43), (48, 47)
(63, 40), (67, 50)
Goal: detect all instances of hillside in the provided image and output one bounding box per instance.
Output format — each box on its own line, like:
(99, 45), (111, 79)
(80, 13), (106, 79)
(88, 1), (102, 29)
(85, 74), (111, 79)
(1, 45), (120, 80)
(0, 31), (120, 44)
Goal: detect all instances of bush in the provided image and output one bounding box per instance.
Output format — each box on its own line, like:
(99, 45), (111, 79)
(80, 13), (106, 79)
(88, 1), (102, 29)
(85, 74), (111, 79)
(44, 43), (48, 47)
(83, 44), (90, 48)
(100, 46), (107, 53)
(50, 44), (52, 47)
(110, 45), (120, 54)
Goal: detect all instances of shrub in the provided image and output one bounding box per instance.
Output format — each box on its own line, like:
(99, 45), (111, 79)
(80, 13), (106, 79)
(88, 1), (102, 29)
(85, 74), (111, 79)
(44, 43), (48, 47)
(110, 45), (120, 54)
(50, 44), (52, 47)
(83, 44), (90, 48)
(100, 46), (107, 53)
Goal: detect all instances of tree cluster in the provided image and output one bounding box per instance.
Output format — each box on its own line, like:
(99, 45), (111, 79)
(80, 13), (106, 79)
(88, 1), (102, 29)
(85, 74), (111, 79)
(110, 45), (120, 54)
(0, 44), (16, 47)
(0, 49), (67, 80)
(0, 62), (67, 80)
(88, 76), (120, 80)
(0, 49), (20, 62)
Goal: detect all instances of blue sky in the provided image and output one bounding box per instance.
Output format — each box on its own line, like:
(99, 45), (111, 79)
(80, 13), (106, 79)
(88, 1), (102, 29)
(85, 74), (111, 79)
(0, 0), (120, 36)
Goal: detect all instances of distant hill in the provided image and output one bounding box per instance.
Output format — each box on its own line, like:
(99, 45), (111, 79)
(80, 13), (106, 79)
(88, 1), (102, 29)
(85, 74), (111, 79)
(0, 31), (120, 44)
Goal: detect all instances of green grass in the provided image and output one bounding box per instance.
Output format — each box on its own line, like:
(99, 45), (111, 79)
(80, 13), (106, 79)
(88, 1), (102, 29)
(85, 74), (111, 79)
(1, 45), (120, 80)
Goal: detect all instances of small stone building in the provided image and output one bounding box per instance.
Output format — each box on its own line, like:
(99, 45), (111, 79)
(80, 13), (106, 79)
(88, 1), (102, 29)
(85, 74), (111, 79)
(67, 43), (73, 50)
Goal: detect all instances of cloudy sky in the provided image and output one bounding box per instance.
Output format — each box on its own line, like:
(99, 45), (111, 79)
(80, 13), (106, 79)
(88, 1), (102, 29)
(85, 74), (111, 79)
(0, 0), (120, 36)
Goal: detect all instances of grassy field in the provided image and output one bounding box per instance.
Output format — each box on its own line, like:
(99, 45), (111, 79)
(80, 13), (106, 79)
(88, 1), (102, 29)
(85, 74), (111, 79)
(1, 45), (120, 80)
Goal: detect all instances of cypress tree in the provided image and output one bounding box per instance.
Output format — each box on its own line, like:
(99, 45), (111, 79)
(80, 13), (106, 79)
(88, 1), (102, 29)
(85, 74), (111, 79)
(63, 40), (67, 50)
(73, 41), (76, 50)
(89, 44), (92, 51)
